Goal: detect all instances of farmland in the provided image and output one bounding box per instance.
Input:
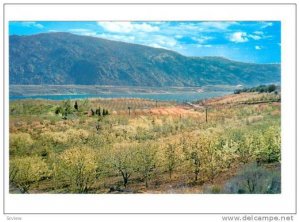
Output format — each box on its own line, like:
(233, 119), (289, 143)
(9, 92), (281, 194)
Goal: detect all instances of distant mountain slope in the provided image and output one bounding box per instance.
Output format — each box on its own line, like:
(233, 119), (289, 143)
(9, 32), (280, 86)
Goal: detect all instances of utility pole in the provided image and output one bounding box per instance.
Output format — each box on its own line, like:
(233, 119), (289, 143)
(128, 106), (131, 116)
(205, 107), (208, 123)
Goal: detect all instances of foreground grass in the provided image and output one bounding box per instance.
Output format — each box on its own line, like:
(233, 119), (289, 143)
(9, 93), (281, 194)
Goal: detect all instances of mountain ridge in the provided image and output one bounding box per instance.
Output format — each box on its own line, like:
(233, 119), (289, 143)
(9, 32), (280, 86)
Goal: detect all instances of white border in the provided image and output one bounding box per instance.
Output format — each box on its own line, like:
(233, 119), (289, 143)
(3, 4), (296, 214)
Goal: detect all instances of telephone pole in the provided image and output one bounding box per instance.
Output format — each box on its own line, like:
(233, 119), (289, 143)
(128, 106), (131, 116)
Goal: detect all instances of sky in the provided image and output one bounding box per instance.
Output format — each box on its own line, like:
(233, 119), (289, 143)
(9, 21), (281, 64)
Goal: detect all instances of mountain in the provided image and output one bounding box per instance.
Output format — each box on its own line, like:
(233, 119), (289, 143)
(9, 32), (280, 86)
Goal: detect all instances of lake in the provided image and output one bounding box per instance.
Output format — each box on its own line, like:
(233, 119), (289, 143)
(9, 85), (236, 102)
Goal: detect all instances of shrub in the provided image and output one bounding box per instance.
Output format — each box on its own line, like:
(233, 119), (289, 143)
(201, 135), (225, 182)
(267, 84), (277, 93)
(256, 126), (281, 163)
(56, 100), (73, 119)
(223, 163), (281, 194)
(31, 140), (53, 159)
(182, 140), (202, 182)
(10, 156), (50, 193)
(58, 146), (97, 193)
(39, 131), (68, 153)
(40, 129), (88, 148)
(235, 84), (278, 94)
(65, 128), (90, 144)
(203, 185), (221, 194)
(164, 143), (181, 179)
(135, 143), (157, 188)
(74, 101), (78, 110)
(40, 131), (68, 144)
(109, 143), (138, 188)
(211, 185), (221, 194)
(226, 130), (258, 164)
(182, 133), (224, 183)
(10, 133), (34, 156)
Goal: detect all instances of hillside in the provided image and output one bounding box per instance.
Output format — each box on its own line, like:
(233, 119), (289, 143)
(9, 32), (280, 86)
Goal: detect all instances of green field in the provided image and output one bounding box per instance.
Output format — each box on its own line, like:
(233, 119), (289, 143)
(9, 92), (281, 194)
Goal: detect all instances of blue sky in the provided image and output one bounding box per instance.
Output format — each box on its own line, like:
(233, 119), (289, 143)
(9, 21), (280, 64)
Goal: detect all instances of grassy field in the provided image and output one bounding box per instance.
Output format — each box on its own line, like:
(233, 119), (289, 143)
(9, 92), (281, 194)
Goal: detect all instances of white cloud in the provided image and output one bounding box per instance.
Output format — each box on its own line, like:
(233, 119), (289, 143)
(248, 31), (272, 41)
(253, 31), (264, 35)
(248, 30), (266, 40)
(176, 21), (237, 33)
(191, 36), (213, 44)
(260, 22), (273, 29)
(94, 32), (178, 50)
(35, 24), (44, 29)
(97, 22), (159, 33)
(175, 35), (183, 39)
(149, 43), (167, 49)
(200, 21), (237, 30)
(96, 33), (136, 42)
(229, 32), (248, 43)
(248, 34), (262, 40)
(20, 22), (44, 29)
(178, 23), (199, 31)
(196, 44), (212, 48)
(68, 28), (97, 36)
(151, 35), (177, 48)
(255, 46), (261, 50)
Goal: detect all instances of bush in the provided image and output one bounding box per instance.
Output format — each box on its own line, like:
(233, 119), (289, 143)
(65, 128), (90, 144)
(201, 136), (225, 182)
(182, 133), (225, 183)
(234, 84), (278, 94)
(10, 156), (50, 193)
(234, 133), (256, 164)
(40, 129), (90, 147)
(203, 185), (221, 194)
(164, 143), (181, 179)
(267, 84), (277, 93)
(256, 126), (281, 163)
(55, 100), (73, 119)
(40, 131), (68, 144)
(58, 146), (98, 193)
(10, 133), (34, 156)
(223, 163), (281, 194)
(225, 127), (281, 165)
(135, 143), (157, 188)
(182, 140), (202, 182)
(109, 143), (138, 188)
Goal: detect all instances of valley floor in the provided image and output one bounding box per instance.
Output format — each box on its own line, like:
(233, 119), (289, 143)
(9, 92), (281, 194)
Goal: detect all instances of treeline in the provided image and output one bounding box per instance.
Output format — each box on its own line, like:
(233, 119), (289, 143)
(54, 100), (110, 119)
(234, 84), (279, 94)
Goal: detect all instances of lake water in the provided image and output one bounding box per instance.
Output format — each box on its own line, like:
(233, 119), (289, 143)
(9, 91), (232, 102)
